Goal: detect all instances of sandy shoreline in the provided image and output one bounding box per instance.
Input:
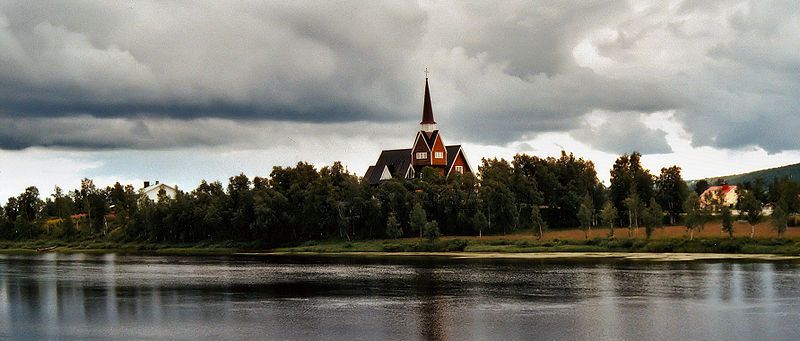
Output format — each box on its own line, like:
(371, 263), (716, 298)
(242, 251), (800, 261)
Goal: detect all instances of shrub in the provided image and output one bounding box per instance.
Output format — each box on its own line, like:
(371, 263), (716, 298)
(642, 241), (675, 253)
(381, 243), (404, 252)
(444, 239), (468, 251)
(716, 239), (743, 253)
(423, 221), (441, 241)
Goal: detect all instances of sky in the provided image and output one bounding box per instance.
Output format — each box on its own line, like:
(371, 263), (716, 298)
(1, 0), (799, 201)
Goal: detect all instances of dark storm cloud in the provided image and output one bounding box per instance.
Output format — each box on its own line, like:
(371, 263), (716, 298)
(0, 2), (424, 121)
(0, 1), (798, 153)
(0, 114), (411, 150)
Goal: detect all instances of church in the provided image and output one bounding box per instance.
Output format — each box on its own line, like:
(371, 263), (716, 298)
(363, 77), (473, 185)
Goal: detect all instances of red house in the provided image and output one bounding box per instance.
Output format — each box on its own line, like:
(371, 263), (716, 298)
(363, 77), (473, 184)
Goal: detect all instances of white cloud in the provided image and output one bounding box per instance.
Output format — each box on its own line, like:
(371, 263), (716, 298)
(0, 148), (101, 201)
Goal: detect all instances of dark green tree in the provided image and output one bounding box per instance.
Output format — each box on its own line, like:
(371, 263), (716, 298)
(641, 198), (663, 240)
(599, 201), (618, 237)
(655, 166), (688, 225)
(17, 187), (42, 221)
(694, 180), (710, 196)
(577, 194), (593, 239)
(610, 152), (654, 229)
(385, 211), (402, 239)
(479, 158), (519, 234)
(772, 205), (788, 237)
(738, 190), (762, 238)
(683, 192), (708, 240)
(530, 205), (547, 240)
(623, 188), (641, 236)
(409, 202), (427, 239)
(721, 205), (734, 238)
(513, 152), (600, 229)
(473, 210), (488, 238)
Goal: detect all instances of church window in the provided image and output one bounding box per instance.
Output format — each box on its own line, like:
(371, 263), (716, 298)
(455, 165), (464, 174)
(416, 152), (427, 159)
(435, 152), (443, 159)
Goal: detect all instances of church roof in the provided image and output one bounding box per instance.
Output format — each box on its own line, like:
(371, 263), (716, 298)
(421, 130), (439, 149)
(363, 166), (375, 182)
(421, 78), (435, 124)
(363, 148), (412, 185)
(364, 145), (467, 185)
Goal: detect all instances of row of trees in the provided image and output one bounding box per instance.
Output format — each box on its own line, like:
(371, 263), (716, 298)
(1, 152), (798, 245)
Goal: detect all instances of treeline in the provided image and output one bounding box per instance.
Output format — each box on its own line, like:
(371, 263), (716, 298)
(1, 151), (799, 246)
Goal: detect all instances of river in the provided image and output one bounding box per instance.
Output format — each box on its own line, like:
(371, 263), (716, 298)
(1, 253), (799, 340)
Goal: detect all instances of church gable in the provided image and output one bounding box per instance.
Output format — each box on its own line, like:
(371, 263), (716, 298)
(379, 165), (393, 181)
(431, 133), (447, 166)
(445, 145), (472, 176)
(412, 131), (432, 166)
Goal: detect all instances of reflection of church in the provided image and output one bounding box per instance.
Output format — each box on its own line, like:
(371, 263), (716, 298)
(363, 77), (473, 184)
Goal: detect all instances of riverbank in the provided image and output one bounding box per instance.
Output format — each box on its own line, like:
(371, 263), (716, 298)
(258, 251), (800, 261)
(271, 235), (800, 255)
(0, 239), (254, 255)
(3, 231), (800, 257)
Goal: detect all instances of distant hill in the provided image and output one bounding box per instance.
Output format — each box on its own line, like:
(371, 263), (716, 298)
(689, 162), (800, 186)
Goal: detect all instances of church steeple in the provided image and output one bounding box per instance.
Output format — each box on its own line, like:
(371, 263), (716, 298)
(420, 74), (436, 133)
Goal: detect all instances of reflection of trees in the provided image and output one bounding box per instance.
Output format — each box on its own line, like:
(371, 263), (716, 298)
(414, 265), (446, 341)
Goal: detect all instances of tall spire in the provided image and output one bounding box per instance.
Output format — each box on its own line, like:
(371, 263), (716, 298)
(420, 73), (436, 132)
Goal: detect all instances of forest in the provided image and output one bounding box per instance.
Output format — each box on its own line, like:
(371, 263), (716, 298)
(2, 151), (799, 247)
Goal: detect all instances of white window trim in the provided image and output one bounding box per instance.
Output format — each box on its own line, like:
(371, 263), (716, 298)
(416, 152), (428, 159)
(455, 165), (464, 174)
(434, 151), (443, 159)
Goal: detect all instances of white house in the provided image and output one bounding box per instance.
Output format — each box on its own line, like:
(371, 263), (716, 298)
(140, 181), (177, 201)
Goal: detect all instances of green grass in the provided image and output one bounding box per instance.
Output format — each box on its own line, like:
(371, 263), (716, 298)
(0, 238), (263, 255)
(3, 235), (800, 256)
(273, 239), (469, 253)
(274, 237), (800, 255)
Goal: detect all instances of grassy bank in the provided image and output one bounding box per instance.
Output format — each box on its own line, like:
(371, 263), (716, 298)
(0, 239), (261, 255)
(2, 224), (800, 256)
(274, 235), (800, 255)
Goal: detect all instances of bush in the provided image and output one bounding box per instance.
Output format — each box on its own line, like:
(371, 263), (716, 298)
(423, 221), (441, 241)
(380, 239), (467, 252)
(107, 227), (126, 242)
(641, 241), (667, 252)
(764, 238), (791, 246)
(382, 243), (404, 252)
(607, 239), (634, 249)
(444, 239), (468, 251)
(716, 239), (743, 253)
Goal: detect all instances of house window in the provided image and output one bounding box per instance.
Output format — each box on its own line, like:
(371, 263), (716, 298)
(416, 152), (428, 159)
(455, 165), (464, 174)
(435, 152), (443, 159)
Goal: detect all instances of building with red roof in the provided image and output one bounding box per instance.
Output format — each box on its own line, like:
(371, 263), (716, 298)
(699, 184), (738, 209)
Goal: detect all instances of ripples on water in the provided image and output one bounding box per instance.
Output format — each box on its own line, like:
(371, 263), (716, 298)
(1, 253), (799, 340)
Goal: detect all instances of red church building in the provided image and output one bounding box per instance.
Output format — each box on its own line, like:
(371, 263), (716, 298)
(363, 77), (473, 184)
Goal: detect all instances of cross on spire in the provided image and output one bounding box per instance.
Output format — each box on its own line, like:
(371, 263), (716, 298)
(424, 67), (429, 78)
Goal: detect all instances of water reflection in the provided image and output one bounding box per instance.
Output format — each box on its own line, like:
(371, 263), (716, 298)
(0, 254), (799, 339)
